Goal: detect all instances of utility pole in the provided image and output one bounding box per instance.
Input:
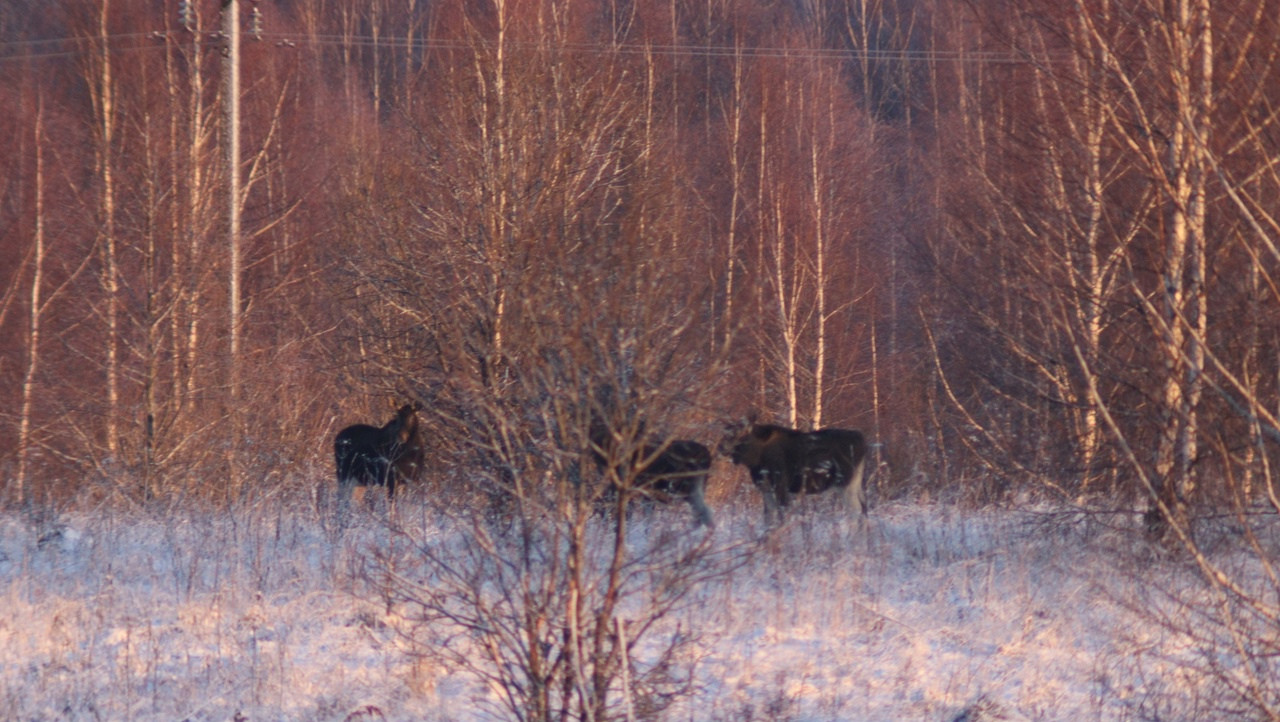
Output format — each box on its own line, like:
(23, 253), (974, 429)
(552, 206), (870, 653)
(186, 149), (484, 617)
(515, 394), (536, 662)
(225, 0), (242, 410)
(172, 0), (259, 499)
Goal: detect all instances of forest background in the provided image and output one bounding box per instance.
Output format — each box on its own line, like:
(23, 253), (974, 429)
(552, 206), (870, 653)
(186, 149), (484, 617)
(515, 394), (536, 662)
(3, 0), (1280, 534)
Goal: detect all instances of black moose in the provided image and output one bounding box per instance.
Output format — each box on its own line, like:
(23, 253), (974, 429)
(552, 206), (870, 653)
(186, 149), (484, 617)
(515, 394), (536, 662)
(334, 403), (424, 516)
(590, 424), (715, 528)
(725, 422), (868, 525)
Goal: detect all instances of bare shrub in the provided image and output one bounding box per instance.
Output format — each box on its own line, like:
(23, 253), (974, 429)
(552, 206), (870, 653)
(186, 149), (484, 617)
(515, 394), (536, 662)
(336, 11), (753, 718)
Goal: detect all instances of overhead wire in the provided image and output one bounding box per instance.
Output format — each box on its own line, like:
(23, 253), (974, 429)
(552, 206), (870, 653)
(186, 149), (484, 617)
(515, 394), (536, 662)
(0, 28), (1039, 65)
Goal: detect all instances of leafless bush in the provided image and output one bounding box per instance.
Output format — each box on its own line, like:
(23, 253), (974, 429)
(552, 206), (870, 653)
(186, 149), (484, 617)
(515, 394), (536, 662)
(336, 16), (756, 718)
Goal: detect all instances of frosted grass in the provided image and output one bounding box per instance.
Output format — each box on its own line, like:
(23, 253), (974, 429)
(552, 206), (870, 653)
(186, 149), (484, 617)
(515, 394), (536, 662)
(0, 497), (1242, 720)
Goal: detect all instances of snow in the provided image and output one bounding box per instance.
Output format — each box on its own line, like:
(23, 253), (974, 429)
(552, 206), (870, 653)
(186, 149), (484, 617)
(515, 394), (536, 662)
(0, 497), (1239, 720)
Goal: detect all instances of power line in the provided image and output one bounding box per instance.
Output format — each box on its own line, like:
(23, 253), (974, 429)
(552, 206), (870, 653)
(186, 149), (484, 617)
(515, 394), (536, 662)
(0, 29), (1039, 65)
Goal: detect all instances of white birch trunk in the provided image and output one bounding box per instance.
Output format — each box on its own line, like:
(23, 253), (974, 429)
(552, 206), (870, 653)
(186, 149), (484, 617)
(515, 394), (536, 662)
(17, 100), (46, 505)
(93, 0), (121, 459)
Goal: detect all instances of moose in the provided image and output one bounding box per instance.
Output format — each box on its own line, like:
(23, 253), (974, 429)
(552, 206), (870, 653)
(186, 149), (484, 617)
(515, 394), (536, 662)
(334, 403), (424, 515)
(590, 423), (715, 528)
(725, 421), (868, 525)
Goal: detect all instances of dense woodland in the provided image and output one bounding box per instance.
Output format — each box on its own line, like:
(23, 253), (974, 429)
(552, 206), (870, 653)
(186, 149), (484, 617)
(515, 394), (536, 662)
(3, 0), (1280, 529)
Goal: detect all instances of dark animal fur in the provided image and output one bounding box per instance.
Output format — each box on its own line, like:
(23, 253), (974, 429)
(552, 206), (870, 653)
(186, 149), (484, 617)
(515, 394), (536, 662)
(591, 426), (714, 528)
(727, 423), (868, 525)
(334, 404), (424, 512)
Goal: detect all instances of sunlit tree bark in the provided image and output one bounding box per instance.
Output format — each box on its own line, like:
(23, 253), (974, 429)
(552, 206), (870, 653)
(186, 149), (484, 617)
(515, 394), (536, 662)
(79, 0), (123, 460)
(1061, 0), (1211, 524)
(927, 0), (1238, 511)
(749, 37), (875, 429)
(16, 97), (46, 507)
(336, 6), (736, 719)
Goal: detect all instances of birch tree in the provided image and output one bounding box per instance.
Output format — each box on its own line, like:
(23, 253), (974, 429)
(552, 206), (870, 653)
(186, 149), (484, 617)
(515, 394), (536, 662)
(749, 37), (877, 429)
(930, 0), (1235, 511)
(16, 96), (47, 507)
(930, 2), (1154, 496)
(74, 0), (123, 462)
(334, 4), (739, 718)
(1062, 0), (1213, 527)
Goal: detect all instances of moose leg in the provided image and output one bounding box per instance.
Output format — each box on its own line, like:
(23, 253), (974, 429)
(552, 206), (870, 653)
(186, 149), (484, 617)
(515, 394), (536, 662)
(369, 456), (394, 515)
(351, 484), (368, 508)
(841, 454), (868, 518)
(774, 468), (796, 517)
(752, 470), (780, 527)
(336, 476), (357, 529)
(773, 485), (792, 527)
(686, 478), (714, 529)
(762, 470), (792, 528)
(385, 467), (398, 506)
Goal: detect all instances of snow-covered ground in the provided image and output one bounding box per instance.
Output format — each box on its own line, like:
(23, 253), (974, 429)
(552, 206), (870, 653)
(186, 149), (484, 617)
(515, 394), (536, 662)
(0, 493), (1236, 721)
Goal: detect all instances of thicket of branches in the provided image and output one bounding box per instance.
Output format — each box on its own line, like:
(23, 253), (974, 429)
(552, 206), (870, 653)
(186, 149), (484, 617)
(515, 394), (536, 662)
(2, 0), (1279, 515)
(0, 0), (901, 508)
(4, 0), (1280, 514)
(7, 0), (1280, 717)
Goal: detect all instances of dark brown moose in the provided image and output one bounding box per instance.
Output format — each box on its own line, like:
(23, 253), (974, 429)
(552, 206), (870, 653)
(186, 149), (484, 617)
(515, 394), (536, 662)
(726, 422), (868, 525)
(334, 403), (424, 515)
(591, 425), (715, 528)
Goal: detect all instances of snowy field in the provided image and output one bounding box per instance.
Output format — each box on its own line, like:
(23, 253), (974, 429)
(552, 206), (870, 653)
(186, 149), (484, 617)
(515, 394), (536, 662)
(0, 490), (1250, 721)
